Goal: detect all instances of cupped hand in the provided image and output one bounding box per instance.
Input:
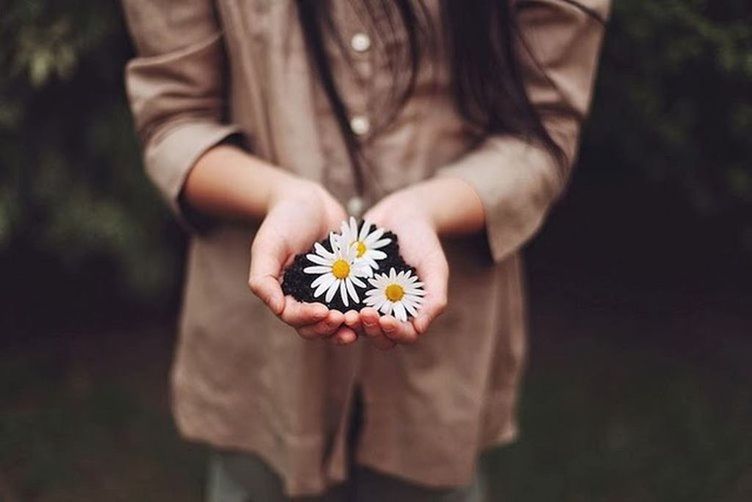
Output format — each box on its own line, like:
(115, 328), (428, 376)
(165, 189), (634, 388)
(357, 186), (449, 348)
(248, 178), (357, 343)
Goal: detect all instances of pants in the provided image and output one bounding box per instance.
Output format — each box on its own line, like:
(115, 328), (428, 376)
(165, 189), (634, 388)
(206, 388), (488, 502)
(206, 451), (486, 502)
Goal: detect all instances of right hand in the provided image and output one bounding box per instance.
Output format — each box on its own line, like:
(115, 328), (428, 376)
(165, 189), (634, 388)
(248, 178), (358, 343)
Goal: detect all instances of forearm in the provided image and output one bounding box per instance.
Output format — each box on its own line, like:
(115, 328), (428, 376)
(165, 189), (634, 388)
(408, 177), (486, 236)
(182, 144), (298, 221)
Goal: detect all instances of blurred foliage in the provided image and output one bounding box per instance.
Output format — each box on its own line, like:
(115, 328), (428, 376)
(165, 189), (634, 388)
(0, 0), (750, 320)
(587, 0), (752, 218)
(0, 0), (179, 310)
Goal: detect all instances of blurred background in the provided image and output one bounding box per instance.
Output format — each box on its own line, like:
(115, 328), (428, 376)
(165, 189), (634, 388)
(1, 1), (751, 500)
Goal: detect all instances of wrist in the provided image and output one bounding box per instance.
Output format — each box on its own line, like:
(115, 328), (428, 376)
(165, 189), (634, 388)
(410, 177), (485, 236)
(264, 169), (310, 211)
(402, 178), (455, 232)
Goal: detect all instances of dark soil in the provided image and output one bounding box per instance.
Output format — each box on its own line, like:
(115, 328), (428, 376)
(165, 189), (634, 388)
(281, 227), (417, 313)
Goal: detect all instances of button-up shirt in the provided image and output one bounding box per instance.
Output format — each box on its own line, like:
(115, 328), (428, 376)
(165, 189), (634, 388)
(122, 0), (610, 496)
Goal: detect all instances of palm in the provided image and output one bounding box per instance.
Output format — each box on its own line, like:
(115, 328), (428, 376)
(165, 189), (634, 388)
(248, 182), (348, 336)
(380, 217), (443, 285)
(363, 193), (449, 342)
(256, 188), (346, 272)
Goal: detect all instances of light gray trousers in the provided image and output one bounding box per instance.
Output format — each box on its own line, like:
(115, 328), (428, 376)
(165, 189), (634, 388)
(206, 450), (486, 502)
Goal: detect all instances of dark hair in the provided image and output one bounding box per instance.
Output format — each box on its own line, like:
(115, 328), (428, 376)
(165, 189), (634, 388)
(295, 0), (604, 195)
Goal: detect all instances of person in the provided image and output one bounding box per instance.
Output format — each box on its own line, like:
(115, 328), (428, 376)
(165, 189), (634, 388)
(121, 0), (609, 500)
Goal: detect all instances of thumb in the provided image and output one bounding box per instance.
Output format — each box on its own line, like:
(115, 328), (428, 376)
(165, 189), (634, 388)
(248, 226), (287, 315)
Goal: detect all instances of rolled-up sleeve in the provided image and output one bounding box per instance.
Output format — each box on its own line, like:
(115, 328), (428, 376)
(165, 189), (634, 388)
(122, 1), (242, 229)
(437, 0), (610, 262)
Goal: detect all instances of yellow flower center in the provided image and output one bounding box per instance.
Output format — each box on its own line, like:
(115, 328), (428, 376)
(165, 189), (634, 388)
(385, 284), (404, 302)
(356, 241), (367, 258)
(331, 259), (351, 279)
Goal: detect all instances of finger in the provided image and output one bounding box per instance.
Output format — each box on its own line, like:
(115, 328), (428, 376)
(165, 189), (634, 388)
(279, 298), (329, 328)
(248, 274), (285, 315)
(380, 315), (418, 344)
(360, 308), (396, 349)
(297, 310), (345, 339)
(360, 308), (384, 338)
(329, 326), (358, 345)
(413, 295), (448, 335)
(413, 257), (449, 335)
(343, 310), (362, 335)
(248, 231), (287, 315)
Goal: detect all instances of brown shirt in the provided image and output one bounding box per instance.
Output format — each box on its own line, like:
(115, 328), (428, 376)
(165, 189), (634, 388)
(122, 0), (609, 496)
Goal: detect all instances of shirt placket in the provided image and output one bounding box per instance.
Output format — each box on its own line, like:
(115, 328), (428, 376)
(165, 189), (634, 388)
(319, 4), (377, 485)
(324, 2), (377, 218)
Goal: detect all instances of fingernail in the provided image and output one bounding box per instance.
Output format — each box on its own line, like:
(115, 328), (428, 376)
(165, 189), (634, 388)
(313, 306), (328, 317)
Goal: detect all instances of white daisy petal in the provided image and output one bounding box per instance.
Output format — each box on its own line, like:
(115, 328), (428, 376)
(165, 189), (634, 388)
(368, 250), (387, 260)
(393, 302), (407, 322)
(379, 301), (392, 315)
(364, 282), (381, 293)
(346, 279), (359, 304)
(325, 280), (340, 303)
(306, 254), (332, 266)
(353, 221), (364, 241)
(342, 243), (356, 261)
(370, 238), (391, 249)
(374, 297), (388, 311)
(311, 273), (333, 289)
(314, 275), (336, 297)
(404, 287), (426, 296)
(403, 301), (418, 318)
(303, 266), (333, 275)
(329, 232), (340, 252)
(340, 280), (349, 307)
(352, 264), (373, 278)
(313, 242), (335, 259)
(350, 276), (367, 288)
(362, 258), (379, 270)
(363, 228), (384, 244)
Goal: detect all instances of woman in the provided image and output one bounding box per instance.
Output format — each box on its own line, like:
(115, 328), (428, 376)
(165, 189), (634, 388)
(122, 0), (609, 500)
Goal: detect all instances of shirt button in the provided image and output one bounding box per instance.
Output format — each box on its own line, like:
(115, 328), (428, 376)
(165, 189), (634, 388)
(347, 196), (365, 217)
(350, 115), (370, 136)
(350, 33), (371, 53)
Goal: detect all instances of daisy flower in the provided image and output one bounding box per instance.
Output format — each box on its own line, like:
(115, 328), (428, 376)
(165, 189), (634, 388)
(338, 217), (391, 271)
(364, 268), (425, 322)
(304, 232), (372, 307)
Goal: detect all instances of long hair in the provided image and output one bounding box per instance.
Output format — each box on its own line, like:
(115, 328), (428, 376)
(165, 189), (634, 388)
(295, 0), (604, 195)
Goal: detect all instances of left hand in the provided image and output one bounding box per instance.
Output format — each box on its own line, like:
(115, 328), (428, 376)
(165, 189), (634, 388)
(355, 184), (450, 348)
